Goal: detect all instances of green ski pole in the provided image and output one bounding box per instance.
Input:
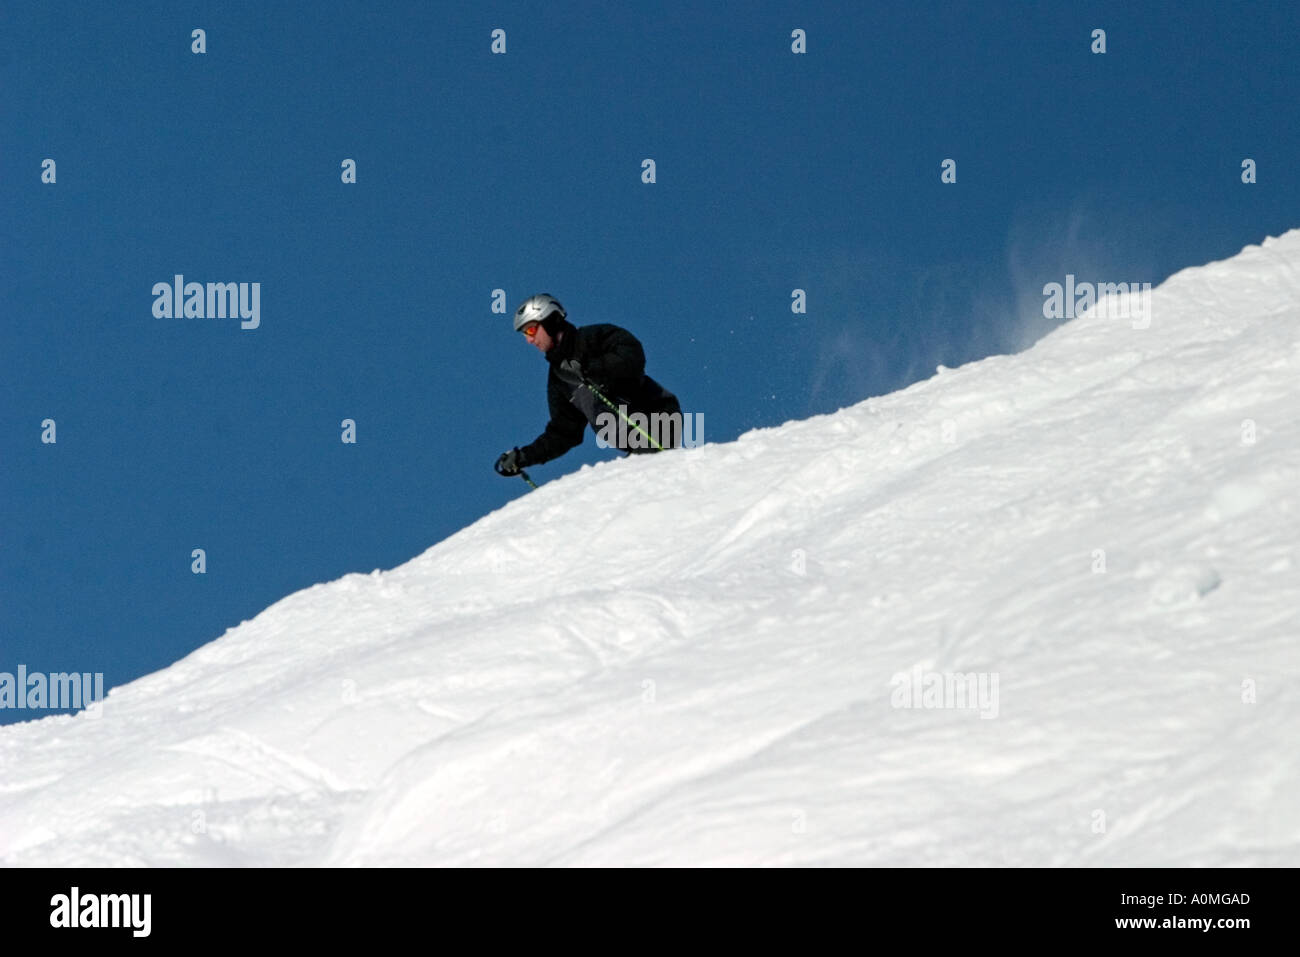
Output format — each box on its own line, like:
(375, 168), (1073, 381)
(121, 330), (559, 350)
(583, 380), (665, 452)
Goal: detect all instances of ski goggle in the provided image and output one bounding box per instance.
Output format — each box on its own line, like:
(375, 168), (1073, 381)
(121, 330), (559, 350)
(521, 323), (541, 339)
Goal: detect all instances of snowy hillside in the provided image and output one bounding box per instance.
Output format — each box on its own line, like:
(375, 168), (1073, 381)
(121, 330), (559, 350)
(3, 234), (1299, 866)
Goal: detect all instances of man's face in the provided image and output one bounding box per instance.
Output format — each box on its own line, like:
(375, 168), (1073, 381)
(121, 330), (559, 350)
(521, 322), (553, 354)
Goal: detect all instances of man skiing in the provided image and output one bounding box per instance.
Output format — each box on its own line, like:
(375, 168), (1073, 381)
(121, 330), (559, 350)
(495, 293), (682, 478)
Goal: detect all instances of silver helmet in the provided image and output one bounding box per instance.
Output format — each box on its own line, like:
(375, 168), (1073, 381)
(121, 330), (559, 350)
(513, 293), (566, 332)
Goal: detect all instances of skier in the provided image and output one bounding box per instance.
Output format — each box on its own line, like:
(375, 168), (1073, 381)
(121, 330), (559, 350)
(495, 293), (683, 478)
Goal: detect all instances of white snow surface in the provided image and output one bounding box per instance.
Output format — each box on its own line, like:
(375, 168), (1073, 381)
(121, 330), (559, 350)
(3, 234), (1300, 867)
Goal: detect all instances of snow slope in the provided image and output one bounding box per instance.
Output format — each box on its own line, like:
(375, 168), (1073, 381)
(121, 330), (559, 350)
(3, 234), (1299, 866)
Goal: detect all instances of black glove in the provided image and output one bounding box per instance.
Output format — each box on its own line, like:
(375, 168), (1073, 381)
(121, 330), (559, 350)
(558, 358), (614, 401)
(494, 447), (526, 476)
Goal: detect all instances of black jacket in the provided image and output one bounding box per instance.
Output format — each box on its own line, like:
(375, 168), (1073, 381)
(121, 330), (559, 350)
(519, 321), (681, 465)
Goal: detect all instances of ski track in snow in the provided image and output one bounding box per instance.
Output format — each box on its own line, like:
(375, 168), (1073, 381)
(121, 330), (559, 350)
(2, 234), (1299, 866)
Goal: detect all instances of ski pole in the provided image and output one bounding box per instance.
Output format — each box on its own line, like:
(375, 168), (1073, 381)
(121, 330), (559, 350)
(518, 468), (538, 490)
(583, 380), (665, 452)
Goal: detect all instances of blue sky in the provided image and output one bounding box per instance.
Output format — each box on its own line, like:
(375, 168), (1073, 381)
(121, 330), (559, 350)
(3, 0), (1297, 722)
